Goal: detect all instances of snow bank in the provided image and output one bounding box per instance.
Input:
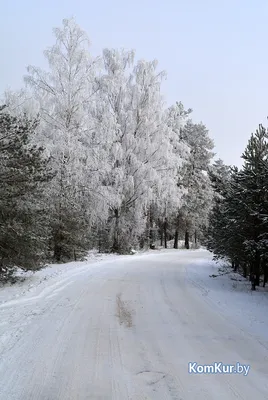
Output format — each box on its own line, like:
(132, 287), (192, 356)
(186, 255), (268, 347)
(0, 250), (123, 307)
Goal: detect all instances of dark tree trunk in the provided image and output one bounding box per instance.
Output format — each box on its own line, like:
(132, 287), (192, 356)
(174, 230), (179, 249)
(263, 261), (268, 288)
(145, 209), (150, 247)
(54, 168), (64, 262)
(185, 229), (190, 249)
(149, 207), (154, 246)
(158, 218), (163, 247)
(255, 274), (260, 286)
(53, 227), (63, 262)
(164, 218), (168, 249)
(112, 209), (120, 252)
(54, 242), (62, 262)
(242, 263), (247, 278)
(160, 230), (163, 246)
(250, 264), (257, 290)
(98, 233), (101, 253)
(255, 251), (260, 286)
(194, 230), (197, 245)
(234, 260), (239, 272)
(0, 263), (6, 278)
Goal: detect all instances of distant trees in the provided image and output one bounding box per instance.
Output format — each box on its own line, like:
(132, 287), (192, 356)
(0, 17), (217, 279)
(5, 17), (268, 291)
(177, 120), (214, 248)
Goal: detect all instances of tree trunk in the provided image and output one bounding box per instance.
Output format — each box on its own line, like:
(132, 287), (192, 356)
(234, 260), (239, 272)
(53, 226), (63, 262)
(146, 208), (150, 247)
(164, 218), (168, 249)
(255, 273), (260, 286)
(158, 218), (163, 246)
(250, 263), (257, 290)
(185, 229), (189, 249)
(242, 263), (247, 278)
(112, 209), (120, 252)
(174, 230), (179, 249)
(263, 261), (268, 288)
(255, 251), (260, 286)
(98, 231), (101, 253)
(54, 166), (64, 262)
(194, 229), (197, 245)
(53, 240), (62, 262)
(160, 230), (163, 246)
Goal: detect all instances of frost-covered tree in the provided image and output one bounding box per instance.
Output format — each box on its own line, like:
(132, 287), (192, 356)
(176, 120), (214, 248)
(24, 18), (103, 261)
(0, 106), (52, 279)
(95, 49), (187, 252)
(0, 16), (217, 261)
(2, 88), (40, 119)
(159, 101), (191, 248)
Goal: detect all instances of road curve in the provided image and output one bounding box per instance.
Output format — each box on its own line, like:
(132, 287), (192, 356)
(0, 250), (267, 399)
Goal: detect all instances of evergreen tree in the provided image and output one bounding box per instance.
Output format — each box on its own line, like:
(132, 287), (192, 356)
(206, 125), (268, 290)
(0, 106), (52, 279)
(178, 120), (214, 248)
(238, 125), (268, 288)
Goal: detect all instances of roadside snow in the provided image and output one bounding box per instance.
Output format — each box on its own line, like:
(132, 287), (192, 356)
(0, 250), (124, 307)
(185, 255), (268, 348)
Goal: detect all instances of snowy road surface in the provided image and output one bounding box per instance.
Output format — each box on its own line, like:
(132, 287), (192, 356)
(1, 249), (268, 399)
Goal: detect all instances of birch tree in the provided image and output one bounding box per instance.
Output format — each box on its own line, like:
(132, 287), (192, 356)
(24, 18), (102, 261)
(96, 49), (187, 252)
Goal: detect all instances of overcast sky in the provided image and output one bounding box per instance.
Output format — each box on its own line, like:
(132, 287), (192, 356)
(1, 0), (267, 167)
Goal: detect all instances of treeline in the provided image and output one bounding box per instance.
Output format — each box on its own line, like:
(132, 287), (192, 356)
(2, 19), (268, 290)
(206, 125), (268, 290)
(0, 18), (215, 279)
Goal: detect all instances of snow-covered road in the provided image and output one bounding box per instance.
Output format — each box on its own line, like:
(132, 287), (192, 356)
(1, 249), (268, 399)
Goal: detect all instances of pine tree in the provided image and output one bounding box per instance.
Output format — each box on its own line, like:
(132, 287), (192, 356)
(206, 160), (234, 264)
(206, 125), (268, 290)
(238, 125), (268, 288)
(0, 106), (52, 279)
(178, 120), (214, 248)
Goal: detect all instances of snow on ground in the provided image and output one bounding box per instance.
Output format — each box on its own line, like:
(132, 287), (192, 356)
(0, 246), (179, 308)
(0, 249), (268, 399)
(185, 253), (268, 348)
(0, 250), (127, 307)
